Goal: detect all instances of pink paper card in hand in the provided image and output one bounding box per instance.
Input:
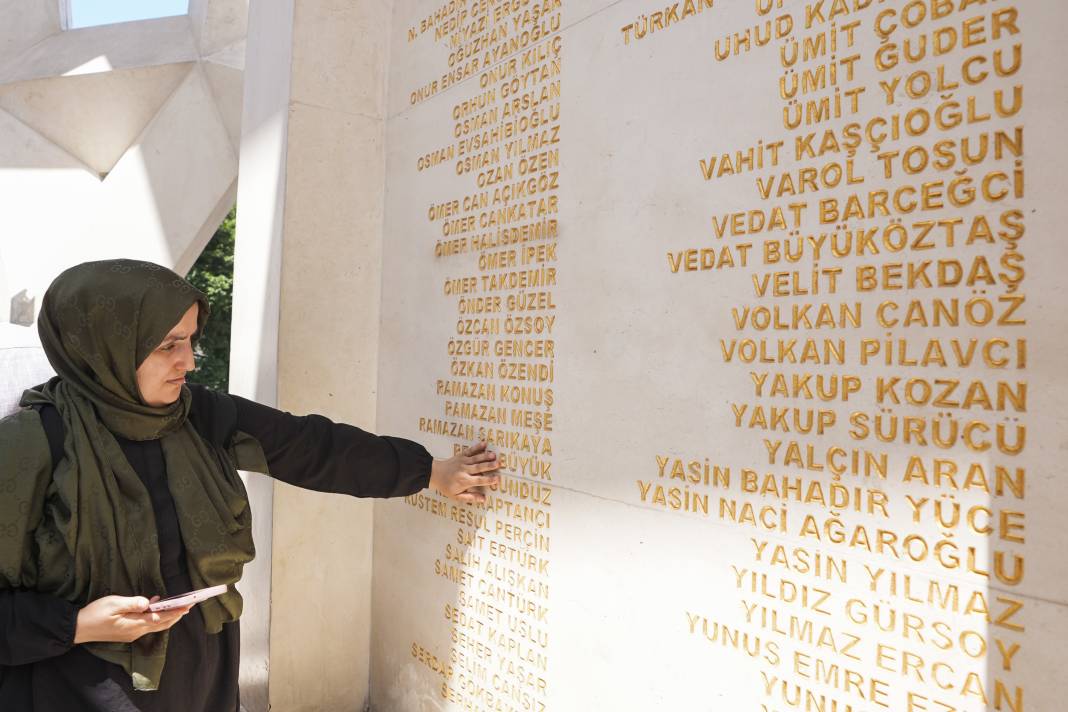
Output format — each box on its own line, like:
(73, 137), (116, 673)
(148, 584), (228, 612)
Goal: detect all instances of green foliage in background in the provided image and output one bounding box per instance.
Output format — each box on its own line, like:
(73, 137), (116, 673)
(185, 206), (235, 392)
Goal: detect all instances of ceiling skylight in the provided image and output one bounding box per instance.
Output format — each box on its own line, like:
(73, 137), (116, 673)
(68, 0), (190, 30)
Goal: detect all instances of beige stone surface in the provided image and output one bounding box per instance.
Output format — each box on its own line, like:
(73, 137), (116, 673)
(228, 1), (295, 706)
(230, 1), (393, 709)
(0, 63), (193, 175)
(202, 60), (244, 152)
(369, 0), (1068, 709)
(189, 0), (248, 57)
(0, 102), (91, 170)
(269, 103), (387, 712)
(0, 16), (198, 84)
(0, 3), (59, 68)
(82, 66), (237, 269)
(291, 0), (391, 119)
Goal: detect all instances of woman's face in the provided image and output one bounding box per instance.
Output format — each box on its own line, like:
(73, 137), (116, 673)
(135, 303), (199, 406)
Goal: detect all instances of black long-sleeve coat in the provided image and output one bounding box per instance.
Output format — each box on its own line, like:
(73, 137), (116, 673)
(0, 385), (431, 711)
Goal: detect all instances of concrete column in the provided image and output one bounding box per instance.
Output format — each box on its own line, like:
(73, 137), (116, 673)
(233, 1), (392, 709)
(229, 1), (292, 709)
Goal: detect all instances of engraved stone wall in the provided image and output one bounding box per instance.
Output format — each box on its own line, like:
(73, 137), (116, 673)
(371, 1), (1068, 709)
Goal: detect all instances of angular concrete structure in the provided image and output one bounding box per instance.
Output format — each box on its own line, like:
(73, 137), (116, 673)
(0, 0), (247, 323)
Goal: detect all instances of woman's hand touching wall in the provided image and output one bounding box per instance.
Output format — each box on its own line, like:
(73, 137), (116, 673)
(429, 441), (502, 503)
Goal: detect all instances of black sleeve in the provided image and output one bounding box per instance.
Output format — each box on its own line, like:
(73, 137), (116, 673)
(229, 393), (433, 498)
(0, 590), (78, 666)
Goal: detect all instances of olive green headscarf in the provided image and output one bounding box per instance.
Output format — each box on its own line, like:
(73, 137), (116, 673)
(0, 259), (263, 691)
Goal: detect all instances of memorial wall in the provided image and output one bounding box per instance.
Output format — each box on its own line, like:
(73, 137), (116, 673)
(369, 0), (1068, 709)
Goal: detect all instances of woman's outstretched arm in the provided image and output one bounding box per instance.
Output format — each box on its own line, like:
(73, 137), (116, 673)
(225, 391), (499, 499)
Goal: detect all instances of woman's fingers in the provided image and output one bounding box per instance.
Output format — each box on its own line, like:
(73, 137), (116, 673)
(109, 596), (152, 614)
(464, 460), (501, 476)
(462, 449), (500, 471)
(463, 441), (489, 456)
(127, 607), (191, 636)
(429, 442), (504, 503)
(464, 451), (497, 464)
(152, 610), (191, 632)
(455, 489), (487, 504)
(77, 595), (194, 644)
(458, 474), (499, 496)
(128, 609), (182, 626)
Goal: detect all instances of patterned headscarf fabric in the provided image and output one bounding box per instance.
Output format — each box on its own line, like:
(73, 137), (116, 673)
(0, 259), (261, 691)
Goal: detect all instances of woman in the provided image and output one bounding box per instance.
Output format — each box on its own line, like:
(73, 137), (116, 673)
(0, 259), (500, 710)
